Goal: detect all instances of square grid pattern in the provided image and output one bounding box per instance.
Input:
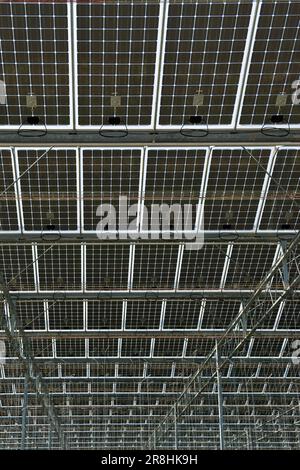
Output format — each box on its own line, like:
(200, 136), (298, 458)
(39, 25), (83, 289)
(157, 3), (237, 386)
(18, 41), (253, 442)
(76, 1), (160, 127)
(0, 2), (71, 127)
(17, 148), (78, 232)
(0, 2), (299, 129)
(0, 148), (19, 231)
(81, 148), (141, 231)
(260, 147), (300, 230)
(143, 148), (207, 231)
(0, 0), (300, 451)
(204, 147), (271, 230)
(159, 1), (253, 127)
(239, 1), (300, 126)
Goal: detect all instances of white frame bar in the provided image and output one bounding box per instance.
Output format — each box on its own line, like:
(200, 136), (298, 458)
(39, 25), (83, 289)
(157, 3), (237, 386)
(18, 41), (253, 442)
(253, 146), (278, 231)
(153, 0), (169, 129)
(232, 0), (261, 129)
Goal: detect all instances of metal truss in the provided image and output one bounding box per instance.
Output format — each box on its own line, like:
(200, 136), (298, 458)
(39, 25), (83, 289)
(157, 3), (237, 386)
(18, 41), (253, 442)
(0, 273), (66, 448)
(149, 230), (300, 449)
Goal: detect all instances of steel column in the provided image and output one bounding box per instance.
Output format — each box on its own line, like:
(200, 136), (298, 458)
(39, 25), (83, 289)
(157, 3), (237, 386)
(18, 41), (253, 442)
(21, 375), (28, 450)
(216, 341), (225, 450)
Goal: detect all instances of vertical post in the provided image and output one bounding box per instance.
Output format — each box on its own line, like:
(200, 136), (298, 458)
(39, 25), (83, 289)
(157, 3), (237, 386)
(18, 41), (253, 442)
(215, 341), (225, 450)
(21, 375), (29, 450)
(280, 240), (290, 287)
(174, 404), (178, 450)
(48, 422), (52, 449)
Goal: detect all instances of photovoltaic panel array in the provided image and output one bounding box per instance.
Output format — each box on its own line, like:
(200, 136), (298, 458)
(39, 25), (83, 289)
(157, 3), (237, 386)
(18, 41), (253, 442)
(0, 0), (300, 452)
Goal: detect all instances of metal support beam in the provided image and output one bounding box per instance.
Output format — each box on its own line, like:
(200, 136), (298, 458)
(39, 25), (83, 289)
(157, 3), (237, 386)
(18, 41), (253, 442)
(0, 329), (299, 341)
(0, 273), (66, 449)
(21, 375), (28, 450)
(150, 230), (300, 447)
(280, 240), (290, 287)
(4, 289), (300, 302)
(0, 131), (300, 146)
(216, 341), (224, 450)
(2, 356), (295, 365)
(0, 230), (296, 244)
(174, 403), (178, 450)
(48, 423), (52, 450)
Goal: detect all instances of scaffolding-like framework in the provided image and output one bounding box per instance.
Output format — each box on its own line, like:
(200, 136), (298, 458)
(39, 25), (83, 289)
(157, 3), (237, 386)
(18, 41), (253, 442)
(0, 0), (300, 450)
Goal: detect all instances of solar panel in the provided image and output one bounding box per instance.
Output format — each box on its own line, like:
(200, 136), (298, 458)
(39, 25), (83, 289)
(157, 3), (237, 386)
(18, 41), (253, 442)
(239, 1), (300, 127)
(178, 244), (227, 289)
(85, 244), (130, 290)
(81, 148), (142, 231)
(158, 1), (253, 128)
(260, 147), (300, 230)
(153, 338), (185, 357)
(278, 300), (300, 329)
(37, 244), (82, 291)
(87, 300), (123, 330)
(132, 244), (179, 289)
(0, 244), (35, 290)
(47, 300), (84, 331)
(201, 300), (241, 329)
(226, 244), (277, 288)
(0, 2), (71, 128)
(15, 300), (46, 330)
(76, 1), (161, 128)
(17, 148), (79, 232)
(204, 147), (271, 230)
(143, 147), (207, 231)
(163, 300), (201, 329)
(126, 300), (162, 330)
(56, 338), (85, 358)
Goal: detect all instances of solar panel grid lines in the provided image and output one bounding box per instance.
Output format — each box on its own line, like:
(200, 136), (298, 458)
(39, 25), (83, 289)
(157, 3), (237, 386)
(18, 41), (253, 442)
(0, 1), (299, 131)
(142, 146), (208, 233)
(259, 147), (300, 230)
(0, 2), (71, 128)
(205, 146), (272, 230)
(15, 147), (79, 232)
(0, 148), (20, 231)
(76, 1), (161, 128)
(1, 0), (300, 451)
(80, 146), (142, 231)
(239, 0), (300, 128)
(158, 0), (253, 128)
